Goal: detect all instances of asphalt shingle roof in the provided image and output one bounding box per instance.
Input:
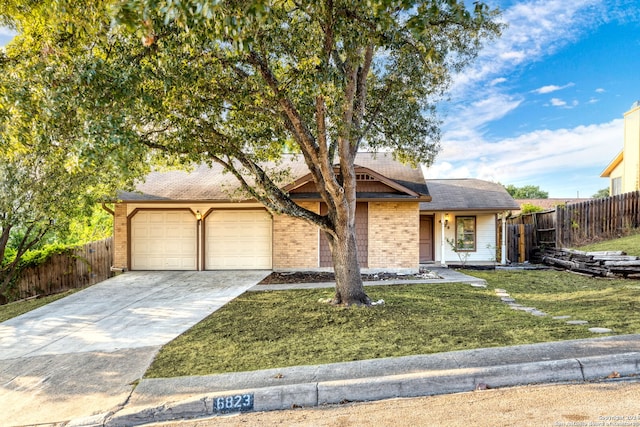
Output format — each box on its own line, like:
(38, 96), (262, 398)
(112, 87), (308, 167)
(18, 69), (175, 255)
(118, 152), (430, 202)
(419, 179), (519, 211)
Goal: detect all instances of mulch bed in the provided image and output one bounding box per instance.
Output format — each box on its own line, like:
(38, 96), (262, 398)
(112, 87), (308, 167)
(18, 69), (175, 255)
(258, 270), (439, 285)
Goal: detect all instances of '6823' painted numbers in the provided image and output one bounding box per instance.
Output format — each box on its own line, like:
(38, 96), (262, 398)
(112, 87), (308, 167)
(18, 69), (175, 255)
(213, 393), (254, 413)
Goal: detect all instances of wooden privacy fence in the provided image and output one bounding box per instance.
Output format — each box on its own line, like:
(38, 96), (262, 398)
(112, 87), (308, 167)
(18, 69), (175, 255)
(506, 191), (640, 262)
(556, 191), (640, 247)
(15, 237), (113, 300)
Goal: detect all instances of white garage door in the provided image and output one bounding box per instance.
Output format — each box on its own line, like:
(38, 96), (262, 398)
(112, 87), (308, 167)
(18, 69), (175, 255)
(206, 210), (272, 269)
(131, 210), (197, 270)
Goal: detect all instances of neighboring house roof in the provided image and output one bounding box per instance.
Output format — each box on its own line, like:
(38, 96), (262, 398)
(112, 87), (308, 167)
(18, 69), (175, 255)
(118, 152), (430, 202)
(419, 179), (519, 211)
(600, 151), (623, 178)
(514, 198), (591, 212)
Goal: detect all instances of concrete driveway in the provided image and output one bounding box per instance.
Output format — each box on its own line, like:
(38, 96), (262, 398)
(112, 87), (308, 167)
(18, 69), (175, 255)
(0, 270), (269, 427)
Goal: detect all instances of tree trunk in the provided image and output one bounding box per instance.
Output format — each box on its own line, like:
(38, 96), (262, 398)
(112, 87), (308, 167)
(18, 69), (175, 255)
(325, 222), (371, 306)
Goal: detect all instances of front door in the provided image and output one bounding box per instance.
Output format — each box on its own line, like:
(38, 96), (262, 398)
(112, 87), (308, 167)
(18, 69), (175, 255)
(419, 215), (434, 263)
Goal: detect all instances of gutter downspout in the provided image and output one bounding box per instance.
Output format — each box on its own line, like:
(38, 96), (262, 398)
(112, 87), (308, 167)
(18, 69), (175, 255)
(101, 202), (115, 216)
(501, 212), (507, 265)
(440, 213), (447, 267)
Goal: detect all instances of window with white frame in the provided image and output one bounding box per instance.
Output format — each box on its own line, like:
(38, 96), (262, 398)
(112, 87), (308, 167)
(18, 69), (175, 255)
(455, 216), (476, 251)
(612, 177), (622, 196)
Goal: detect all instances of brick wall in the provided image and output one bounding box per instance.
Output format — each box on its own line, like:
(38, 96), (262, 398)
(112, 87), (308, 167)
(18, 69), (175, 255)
(272, 202), (319, 269)
(113, 203), (128, 269)
(368, 202), (419, 269)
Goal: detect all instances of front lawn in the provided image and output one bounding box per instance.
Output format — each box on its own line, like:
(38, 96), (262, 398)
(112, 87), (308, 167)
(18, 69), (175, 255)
(145, 269), (640, 378)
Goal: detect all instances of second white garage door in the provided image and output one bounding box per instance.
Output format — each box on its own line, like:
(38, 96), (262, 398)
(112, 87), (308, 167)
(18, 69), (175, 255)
(205, 210), (272, 269)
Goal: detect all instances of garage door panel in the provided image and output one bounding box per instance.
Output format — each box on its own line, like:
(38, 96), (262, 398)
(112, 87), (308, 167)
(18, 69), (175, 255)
(131, 211), (197, 271)
(205, 210), (272, 270)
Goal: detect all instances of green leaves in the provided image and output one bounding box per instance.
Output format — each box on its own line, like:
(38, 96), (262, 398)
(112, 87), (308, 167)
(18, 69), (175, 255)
(1, 1), (502, 283)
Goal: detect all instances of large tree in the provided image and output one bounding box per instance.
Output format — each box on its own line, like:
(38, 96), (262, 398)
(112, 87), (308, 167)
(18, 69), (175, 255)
(1, 0), (501, 305)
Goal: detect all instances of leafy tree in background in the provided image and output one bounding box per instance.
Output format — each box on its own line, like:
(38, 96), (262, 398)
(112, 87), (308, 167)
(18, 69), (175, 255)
(505, 184), (549, 199)
(519, 203), (544, 214)
(592, 188), (610, 199)
(0, 148), (115, 297)
(1, 0), (501, 306)
(0, 3), (146, 299)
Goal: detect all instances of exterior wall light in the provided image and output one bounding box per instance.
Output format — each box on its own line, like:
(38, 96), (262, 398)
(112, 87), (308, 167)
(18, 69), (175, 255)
(439, 213), (450, 229)
(195, 210), (202, 221)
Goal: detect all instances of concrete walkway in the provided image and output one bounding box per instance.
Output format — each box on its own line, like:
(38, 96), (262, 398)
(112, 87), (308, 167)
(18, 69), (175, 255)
(0, 271), (270, 427)
(252, 267), (487, 291)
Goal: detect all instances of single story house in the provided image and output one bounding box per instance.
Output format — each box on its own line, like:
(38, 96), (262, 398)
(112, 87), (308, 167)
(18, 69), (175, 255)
(111, 153), (518, 272)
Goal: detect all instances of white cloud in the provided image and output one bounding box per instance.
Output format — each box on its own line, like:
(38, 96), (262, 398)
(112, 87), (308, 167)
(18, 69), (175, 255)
(533, 83), (575, 94)
(595, 88), (606, 93)
(547, 98), (579, 108)
(440, 0), (606, 139)
(441, 92), (522, 143)
(490, 77), (507, 86)
(426, 118), (623, 197)
(450, 0), (602, 97)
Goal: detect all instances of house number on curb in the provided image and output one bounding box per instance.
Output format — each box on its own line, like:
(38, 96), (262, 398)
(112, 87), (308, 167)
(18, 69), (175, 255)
(213, 393), (254, 413)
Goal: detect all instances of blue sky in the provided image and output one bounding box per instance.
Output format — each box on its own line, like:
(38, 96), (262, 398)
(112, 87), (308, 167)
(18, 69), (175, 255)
(2, 0), (640, 198)
(429, 0), (640, 198)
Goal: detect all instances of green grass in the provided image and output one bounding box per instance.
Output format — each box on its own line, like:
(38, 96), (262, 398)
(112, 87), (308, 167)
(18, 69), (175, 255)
(0, 290), (77, 323)
(470, 270), (640, 332)
(145, 269), (640, 378)
(574, 233), (640, 256)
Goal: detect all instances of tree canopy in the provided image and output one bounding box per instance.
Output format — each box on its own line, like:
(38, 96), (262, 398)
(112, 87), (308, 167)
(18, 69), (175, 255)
(505, 184), (549, 199)
(1, 0), (502, 305)
(592, 188), (610, 199)
(0, 1), (148, 297)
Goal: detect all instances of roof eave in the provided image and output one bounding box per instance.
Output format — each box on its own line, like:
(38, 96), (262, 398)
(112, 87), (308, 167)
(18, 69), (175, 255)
(600, 151), (624, 177)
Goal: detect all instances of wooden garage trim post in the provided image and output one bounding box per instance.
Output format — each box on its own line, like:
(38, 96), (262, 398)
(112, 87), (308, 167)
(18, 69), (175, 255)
(192, 208), (204, 271)
(201, 207), (271, 270)
(200, 208), (215, 272)
(127, 208), (200, 271)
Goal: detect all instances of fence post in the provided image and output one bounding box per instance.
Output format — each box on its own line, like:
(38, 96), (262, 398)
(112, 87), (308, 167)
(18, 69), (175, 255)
(518, 224), (525, 263)
(555, 206), (562, 248)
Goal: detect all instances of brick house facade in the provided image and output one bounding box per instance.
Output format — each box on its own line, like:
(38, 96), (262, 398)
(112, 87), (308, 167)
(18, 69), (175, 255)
(111, 153), (430, 273)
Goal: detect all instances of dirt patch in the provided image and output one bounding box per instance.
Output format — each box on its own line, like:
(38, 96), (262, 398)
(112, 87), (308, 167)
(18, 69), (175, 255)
(258, 269), (441, 285)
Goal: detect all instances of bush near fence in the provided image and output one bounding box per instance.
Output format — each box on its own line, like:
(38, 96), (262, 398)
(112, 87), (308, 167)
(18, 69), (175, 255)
(7, 237), (113, 303)
(506, 191), (640, 262)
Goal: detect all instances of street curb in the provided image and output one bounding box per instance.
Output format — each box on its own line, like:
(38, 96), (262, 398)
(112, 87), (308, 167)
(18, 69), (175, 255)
(101, 352), (640, 427)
